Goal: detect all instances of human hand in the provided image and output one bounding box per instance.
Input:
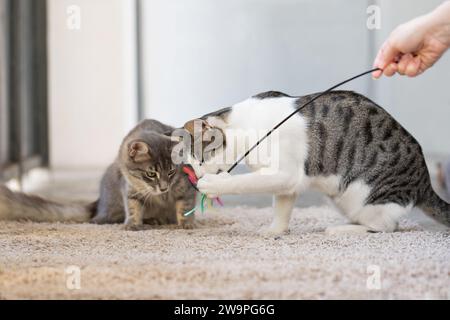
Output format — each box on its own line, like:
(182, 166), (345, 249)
(373, 2), (450, 78)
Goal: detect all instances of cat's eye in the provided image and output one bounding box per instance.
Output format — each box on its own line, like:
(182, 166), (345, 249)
(168, 169), (176, 176)
(145, 171), (157, 179)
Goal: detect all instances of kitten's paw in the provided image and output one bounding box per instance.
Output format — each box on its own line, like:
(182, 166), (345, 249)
(178, 218), (196, 230)
(123, 223), (146, 231)
(90, 215), (110, 225)
(259, 225), (289, 237)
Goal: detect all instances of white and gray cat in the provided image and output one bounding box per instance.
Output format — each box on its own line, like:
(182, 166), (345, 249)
(182, 90), (450, 235)
(0, 119), (196, 230)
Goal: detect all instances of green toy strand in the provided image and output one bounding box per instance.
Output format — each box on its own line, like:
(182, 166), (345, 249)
(184, 193), (208, 217)
(183, 207), (196, 217)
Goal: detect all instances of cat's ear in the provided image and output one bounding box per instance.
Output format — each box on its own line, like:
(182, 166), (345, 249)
(183, 119), (211, 137)
(128, 140), (151, 162)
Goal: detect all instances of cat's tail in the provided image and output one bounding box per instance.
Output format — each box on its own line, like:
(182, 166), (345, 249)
(0, 185), (95, 223)
(418, 186), (450, 227)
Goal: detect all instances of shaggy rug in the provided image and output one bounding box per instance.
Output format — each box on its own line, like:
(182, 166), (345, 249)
(0, 205), (449, 299)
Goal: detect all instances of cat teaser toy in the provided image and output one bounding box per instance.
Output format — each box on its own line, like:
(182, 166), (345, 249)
(183, 67), (381, 216)
(183, 166), (223, 216)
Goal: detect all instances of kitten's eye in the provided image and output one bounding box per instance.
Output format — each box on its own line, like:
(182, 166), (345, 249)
(168, 169), (176, 176)
(146, 171), (157, 179)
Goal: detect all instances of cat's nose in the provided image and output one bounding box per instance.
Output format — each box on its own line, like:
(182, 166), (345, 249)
(160, 181), (169, 192)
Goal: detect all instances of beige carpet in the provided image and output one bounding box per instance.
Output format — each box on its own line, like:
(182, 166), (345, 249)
(0, 205), (449, 300)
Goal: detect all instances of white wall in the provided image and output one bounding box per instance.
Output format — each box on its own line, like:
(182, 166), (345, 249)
(141, 0), (372, 128)
(48, 0), (138, 168)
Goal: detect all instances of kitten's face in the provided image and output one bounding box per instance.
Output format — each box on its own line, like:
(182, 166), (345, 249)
(124, 139), (177, 196)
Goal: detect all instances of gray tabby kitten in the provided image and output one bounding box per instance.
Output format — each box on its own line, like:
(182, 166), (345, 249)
(183, 90), (450, 235)
(91, 119), (196, 230)
(0, 119), (196, 230)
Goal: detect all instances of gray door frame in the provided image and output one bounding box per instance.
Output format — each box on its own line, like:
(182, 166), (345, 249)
(0, 0), (48, 183)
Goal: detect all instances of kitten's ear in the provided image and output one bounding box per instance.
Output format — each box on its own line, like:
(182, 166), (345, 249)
(183, 119), (211, 137)
(128, 140), (151, 162)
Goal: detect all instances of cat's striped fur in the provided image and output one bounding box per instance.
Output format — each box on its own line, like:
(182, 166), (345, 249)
(297, 91), (434, 209)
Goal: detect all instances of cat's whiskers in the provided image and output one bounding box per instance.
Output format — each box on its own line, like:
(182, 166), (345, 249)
(143, 188), (156, 206)
(128, 188), (145, 199)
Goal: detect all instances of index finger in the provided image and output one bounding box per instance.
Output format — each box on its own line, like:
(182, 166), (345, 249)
(373, 40), (400, 78)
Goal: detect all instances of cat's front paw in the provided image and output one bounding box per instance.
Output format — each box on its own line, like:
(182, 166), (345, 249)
(123, 222), (146, 231)
(197, 172), (230, 197)
(259, 224), (290, 237)
(178, 218), (196, 230)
